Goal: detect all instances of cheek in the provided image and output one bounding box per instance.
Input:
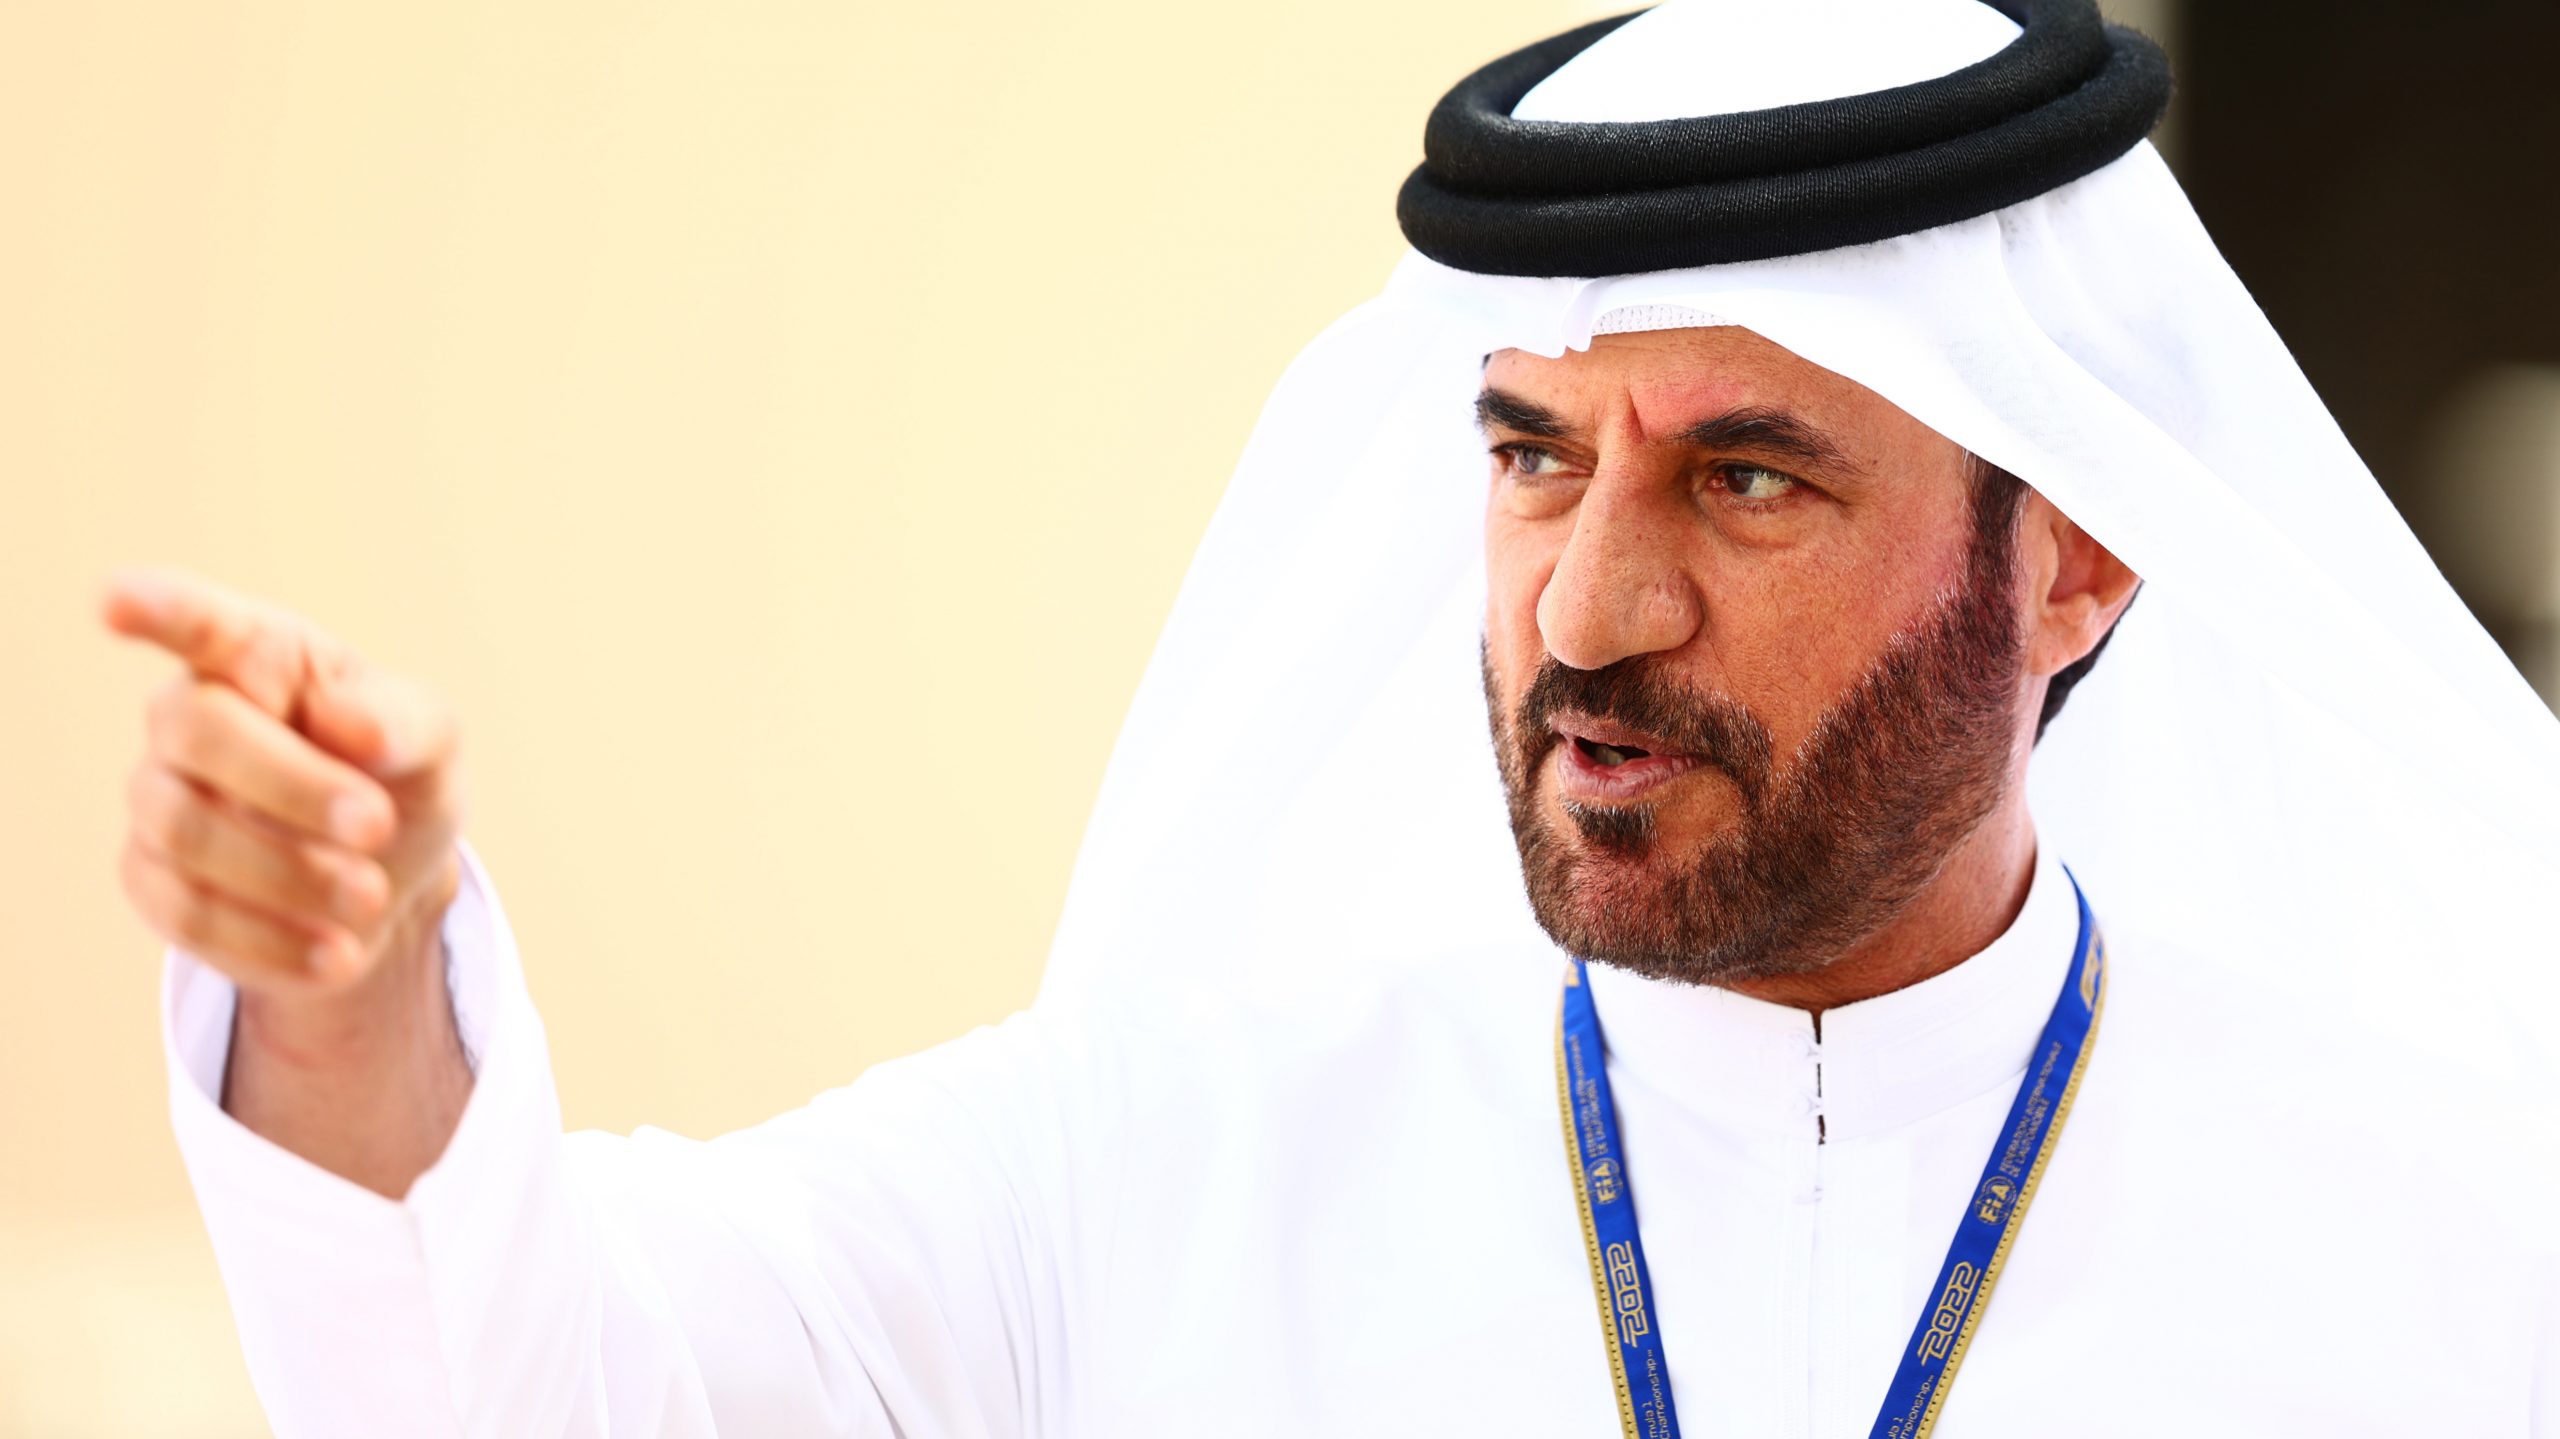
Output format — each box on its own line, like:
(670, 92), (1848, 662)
(1696, 536), (1957, 740)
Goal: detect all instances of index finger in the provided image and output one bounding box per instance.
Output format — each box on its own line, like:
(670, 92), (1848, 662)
(100, 567), (268, 678)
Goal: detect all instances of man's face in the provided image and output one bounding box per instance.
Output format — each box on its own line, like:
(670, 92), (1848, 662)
(1479, 325), (2033, 986)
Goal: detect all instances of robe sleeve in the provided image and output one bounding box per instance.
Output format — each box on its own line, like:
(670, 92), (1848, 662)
(163, 845), (1106, 1438)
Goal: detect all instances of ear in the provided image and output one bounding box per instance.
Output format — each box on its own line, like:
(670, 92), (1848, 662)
(2020, 490), (2141, 679)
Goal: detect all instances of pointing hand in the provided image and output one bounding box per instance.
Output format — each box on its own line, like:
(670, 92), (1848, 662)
(104, 568), (465, 998)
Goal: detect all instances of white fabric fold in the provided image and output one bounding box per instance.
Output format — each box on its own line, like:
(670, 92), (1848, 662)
(166, 847), (2560, 1435)
(1038, 1), (2560, 1099)
(166, 847), (609, 1436)
(166, 848), (1087, 1437)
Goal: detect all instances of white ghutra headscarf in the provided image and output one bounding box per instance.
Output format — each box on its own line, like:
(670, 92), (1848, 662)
(1036, 0), (2560, 1081)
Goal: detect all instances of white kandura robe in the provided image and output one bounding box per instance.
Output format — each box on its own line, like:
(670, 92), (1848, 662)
(166, 846), (2560, 1436)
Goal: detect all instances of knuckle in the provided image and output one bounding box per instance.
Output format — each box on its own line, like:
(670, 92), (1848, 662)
(161, 790), (219, 862)
(162, 880), (217, 946)
(127, 782), (173, 853)
(122, 852), (194, 947)
(315, 850), (384, 925)
(193, 608), (256, 673)
(350, 854), (395, 913)
(315, 642), (362, 688)
(146, 684), (212, 765)
(337, 912), (386, 954)
(408, 764), (463, 826)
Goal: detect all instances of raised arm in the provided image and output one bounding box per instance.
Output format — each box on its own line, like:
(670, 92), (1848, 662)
(107, 571), (1086, 1436)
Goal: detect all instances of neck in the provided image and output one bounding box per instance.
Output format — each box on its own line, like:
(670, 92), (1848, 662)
(1721, 796), (2038, 1017)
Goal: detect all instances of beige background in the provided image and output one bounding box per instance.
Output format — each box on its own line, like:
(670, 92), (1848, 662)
(0, 2), (1605, 1431)
(0, 2), (2199, 1435)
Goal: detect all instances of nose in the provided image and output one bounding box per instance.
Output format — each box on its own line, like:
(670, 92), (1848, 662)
(1535, 478), (1704, 671)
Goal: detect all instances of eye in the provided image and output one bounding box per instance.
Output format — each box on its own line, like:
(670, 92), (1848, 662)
(1712, 463), (1799, 502)
(1493, 443), (1569, 479)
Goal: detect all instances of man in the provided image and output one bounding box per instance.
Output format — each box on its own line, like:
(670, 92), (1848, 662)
(108, 0), (2560, 1434)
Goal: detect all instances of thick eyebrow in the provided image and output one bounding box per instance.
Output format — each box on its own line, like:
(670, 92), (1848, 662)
(1676, 407), (1858, 471)
(1475, 389), (1856, 473)
(1474, 387), (1572, 439)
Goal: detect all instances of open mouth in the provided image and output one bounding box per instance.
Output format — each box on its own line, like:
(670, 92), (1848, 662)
(1548, 714), (1704, 801)
(1573, 736), (1650, 768)
(1552, 711), (1686, 765)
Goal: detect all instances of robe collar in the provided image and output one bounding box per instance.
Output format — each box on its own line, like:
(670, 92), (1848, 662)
(1578, 842), (2080, 1142)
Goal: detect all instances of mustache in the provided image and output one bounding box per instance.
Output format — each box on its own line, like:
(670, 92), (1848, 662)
(1512, 655), (1776, 803)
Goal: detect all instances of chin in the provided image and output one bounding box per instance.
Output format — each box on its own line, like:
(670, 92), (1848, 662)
(1531, 833), (1714, 969)
(1513, 795), (1823, 987)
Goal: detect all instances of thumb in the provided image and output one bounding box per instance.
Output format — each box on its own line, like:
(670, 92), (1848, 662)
(300, 661), (457, 781)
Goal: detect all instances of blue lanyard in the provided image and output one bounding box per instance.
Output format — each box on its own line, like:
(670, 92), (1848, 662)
(1555, 873), (2108, 1439)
